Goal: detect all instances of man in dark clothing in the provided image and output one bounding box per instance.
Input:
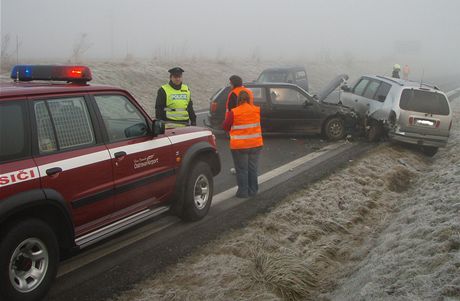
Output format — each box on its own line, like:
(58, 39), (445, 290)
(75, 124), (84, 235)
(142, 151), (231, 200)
(155, 67), (196, 125)
(226, 75), (253, 112)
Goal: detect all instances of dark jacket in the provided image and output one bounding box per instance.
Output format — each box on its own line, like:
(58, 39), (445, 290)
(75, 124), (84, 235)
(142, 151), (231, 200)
(155, 81), (197, 125)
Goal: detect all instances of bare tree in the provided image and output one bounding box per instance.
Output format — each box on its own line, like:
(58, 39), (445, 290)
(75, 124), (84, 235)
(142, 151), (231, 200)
(71, 33), (93, 63)
(1, 34), (12, 71)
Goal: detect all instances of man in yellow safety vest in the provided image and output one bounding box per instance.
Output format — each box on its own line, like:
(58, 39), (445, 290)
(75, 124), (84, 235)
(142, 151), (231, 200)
(155, 67), (196, 125)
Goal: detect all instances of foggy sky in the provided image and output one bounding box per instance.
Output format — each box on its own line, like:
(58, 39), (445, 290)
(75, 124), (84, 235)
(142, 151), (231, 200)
(1, 0), (459, 68)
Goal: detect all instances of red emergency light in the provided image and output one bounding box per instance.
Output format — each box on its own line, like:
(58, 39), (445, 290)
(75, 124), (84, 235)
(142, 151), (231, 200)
(11, 65), (92, 83)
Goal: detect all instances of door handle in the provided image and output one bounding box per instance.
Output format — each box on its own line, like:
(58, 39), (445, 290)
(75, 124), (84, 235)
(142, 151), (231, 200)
(46, 167), (62, 176)
(114, 151), (127, 159)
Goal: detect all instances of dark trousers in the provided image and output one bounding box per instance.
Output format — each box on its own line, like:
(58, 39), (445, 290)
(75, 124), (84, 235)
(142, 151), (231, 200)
(231, 147), (262, 197)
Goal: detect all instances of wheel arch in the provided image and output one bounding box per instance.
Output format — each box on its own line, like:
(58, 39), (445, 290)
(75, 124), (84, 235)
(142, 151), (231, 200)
(0, 189), (76, 254)
(171, 141), (220, 215)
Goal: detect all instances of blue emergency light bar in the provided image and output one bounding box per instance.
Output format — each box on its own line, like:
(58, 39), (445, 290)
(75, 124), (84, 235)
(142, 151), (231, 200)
(11, 65), (92, 83)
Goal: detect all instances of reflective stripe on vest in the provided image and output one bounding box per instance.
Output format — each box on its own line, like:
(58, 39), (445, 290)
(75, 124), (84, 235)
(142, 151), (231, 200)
(230, 133), (262, 140)
(226, 86), (254, 112)
(162, 84), (190, 121)
(231, 122), (260, 130)
(229, 103), (263, 150)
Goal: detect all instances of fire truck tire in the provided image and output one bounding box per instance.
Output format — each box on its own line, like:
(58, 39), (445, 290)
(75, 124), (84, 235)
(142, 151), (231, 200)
(181, 161), (214, 221)
(0, 219), (59, 301)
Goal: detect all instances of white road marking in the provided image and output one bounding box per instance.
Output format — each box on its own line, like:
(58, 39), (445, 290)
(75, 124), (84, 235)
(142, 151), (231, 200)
(58, 141), (346, 277)
(212, 141), (345, 205)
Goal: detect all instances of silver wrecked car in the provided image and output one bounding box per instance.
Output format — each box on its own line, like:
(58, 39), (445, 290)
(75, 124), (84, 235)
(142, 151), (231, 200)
(340, 75), (452, 156)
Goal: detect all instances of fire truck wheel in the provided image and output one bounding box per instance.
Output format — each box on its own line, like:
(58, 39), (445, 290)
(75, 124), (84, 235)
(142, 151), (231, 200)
(181, 161), (214, 221)
(0, 219), (59, 301)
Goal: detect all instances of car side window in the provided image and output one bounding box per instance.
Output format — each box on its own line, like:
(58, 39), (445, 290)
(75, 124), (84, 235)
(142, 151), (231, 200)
(353, 78), (370, 96)
(94, 94), (148, 142)
(295, 71), (307, 80)
(0, 101), (30, 162)
(247, 87), (266, 104)
(34, 97), (95, 153)
(374, 82), (391, 102)
(269, 87), (308, 105)
(362, 80), (381, 99)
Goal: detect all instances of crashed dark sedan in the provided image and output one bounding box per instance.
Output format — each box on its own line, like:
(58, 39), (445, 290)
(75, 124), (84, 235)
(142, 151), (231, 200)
(205, 75), (357, 140)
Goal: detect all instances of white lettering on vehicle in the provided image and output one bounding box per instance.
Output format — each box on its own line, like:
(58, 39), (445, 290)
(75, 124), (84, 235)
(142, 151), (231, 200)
(0, 168), (39, 188)
(134, 154), (159, 169)
(1, 131), (211, 188)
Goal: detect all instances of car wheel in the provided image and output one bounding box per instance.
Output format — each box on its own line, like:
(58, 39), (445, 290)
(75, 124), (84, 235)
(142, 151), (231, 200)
(0, 219), (59, 301)
(324, 117), (345, 140)
(181, 161), (214, 221)
(421, 146), (438, 157)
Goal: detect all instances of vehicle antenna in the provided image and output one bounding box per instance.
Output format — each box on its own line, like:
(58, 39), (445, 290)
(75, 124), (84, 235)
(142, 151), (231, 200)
(15, 34), (19, 81)
(420, 69), (424, 88)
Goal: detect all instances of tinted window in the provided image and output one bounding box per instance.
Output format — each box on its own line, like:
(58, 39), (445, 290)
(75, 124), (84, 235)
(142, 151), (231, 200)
(374, 82), (391, 102)
(34, 97), (95, 153)
(363, 80), (380, 99)
(269, 87), (308, 105)
(247, 87), (266, 104)
(400, 89), (450, 115)
(95, 95), (148, 142)
(353, 78), (369, 96)
(0, 101), (29, 162)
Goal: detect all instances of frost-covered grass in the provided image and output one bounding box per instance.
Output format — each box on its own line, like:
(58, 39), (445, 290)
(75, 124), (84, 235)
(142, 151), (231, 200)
(110, 101), (459, 301)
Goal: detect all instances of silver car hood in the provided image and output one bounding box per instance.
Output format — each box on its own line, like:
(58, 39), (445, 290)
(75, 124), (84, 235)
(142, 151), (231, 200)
(316, 74), (349, 101)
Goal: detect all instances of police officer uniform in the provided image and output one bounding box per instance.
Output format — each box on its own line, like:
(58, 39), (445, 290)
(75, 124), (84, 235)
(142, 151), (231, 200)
(155, 67), (197, 125)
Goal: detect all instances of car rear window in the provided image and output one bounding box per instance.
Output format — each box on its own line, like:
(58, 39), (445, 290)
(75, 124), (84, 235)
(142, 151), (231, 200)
(399, 89), (450, 115)
(0, 101), (30, 162)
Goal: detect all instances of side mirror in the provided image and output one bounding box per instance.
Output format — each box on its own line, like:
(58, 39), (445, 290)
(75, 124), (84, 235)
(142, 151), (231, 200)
(377, 95), (386, 102)
(152, 120), (165, 137)
(304, 100), (313, 106)
(341, 85), (351, 92)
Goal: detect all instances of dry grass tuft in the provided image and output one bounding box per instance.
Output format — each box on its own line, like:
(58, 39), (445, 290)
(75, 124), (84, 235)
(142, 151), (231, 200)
(249, 248), (317, 301)
(385, 166), (415, 192)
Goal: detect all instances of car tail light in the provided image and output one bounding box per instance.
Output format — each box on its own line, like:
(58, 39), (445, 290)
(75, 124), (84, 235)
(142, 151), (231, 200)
(449, 120), (453, 131)
(210, 101), (218, 113)
(409, 116), (414, 125)
(435, 120), (440, 128)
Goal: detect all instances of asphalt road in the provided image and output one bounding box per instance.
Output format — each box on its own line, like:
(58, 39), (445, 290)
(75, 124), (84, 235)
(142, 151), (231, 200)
(46, 75), (460, 301)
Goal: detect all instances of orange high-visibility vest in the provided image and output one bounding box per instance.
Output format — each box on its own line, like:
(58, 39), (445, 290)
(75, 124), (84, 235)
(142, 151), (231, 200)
(230, 103), (263, 150)
(226, 86), (254, 112)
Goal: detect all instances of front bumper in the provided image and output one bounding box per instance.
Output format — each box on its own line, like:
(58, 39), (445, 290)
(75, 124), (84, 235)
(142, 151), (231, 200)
(389, 130), (449, 147)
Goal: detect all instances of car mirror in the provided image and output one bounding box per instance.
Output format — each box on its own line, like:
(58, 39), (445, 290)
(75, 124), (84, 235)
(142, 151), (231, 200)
(304, 100), (313, 106)
(152, 120), (165, 137)
(341, 85), (351, 92)
(377, 95), (386, 102)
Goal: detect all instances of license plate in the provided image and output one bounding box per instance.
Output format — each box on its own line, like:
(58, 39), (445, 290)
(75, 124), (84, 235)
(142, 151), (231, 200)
(415, 119), (434, 127)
